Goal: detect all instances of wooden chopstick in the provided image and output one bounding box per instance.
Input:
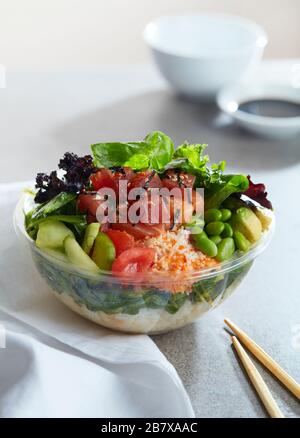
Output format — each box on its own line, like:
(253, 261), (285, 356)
(225, 318), (300, 400)
(231, 336), (284, 418)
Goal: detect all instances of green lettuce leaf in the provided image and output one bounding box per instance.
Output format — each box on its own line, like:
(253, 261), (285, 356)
(169, 142), (248, 207)
(205, 174), (249, 209)
(25, 192), (82, 239)
(167, 142), (226, 188)
(173, 143), (209, 171)
(31, 192), (77, 221)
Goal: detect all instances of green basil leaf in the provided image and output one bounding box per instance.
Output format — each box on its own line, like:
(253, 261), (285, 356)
(91, 131), (174, 171)
(144, 131), (174, 171)
(91, 141), (148, 168)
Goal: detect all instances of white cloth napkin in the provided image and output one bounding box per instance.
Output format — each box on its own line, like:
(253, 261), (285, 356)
(0, 182), (194, 418)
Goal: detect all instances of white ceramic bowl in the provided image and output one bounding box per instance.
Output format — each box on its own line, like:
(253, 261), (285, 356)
(144, 13), (268, 99)
(217, 81), (300, 139)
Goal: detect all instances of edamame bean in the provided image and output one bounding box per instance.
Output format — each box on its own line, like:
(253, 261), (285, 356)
(220, 208), (232, 222)
(205, 221), (225, 236)
(222, 223), (233, 238)
(210, 235), (222, 245)
(188, 225), (203, 235)
(192, 231), (206, 243)
(204, 209), (222, 223)
(216, 238), (235, 262)
(233, 231), (250, 252)
(192, 232), (218, 257)
(186, 215), (205, 234)
(191, 230), (208, 239)
(194, 218), (205, 229)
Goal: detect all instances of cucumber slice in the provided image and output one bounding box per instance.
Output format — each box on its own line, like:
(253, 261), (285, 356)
(64, 236), (100, 274)
(92, 232), (116, 270)
(82, 223), (100, 254)
(42, 248), (70, 263)
(36, 220), (74, 251)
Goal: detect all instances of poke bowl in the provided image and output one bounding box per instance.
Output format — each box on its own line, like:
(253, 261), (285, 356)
(14, 131), (274, 334)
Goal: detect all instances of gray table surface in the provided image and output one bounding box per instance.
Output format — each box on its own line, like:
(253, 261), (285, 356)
(1, 65), (300, 418)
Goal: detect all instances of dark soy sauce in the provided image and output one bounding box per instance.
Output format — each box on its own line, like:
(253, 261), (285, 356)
(238, 99), (300, 118)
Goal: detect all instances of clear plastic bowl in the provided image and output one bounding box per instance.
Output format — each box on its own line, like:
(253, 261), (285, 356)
(14, 193), (274, 334)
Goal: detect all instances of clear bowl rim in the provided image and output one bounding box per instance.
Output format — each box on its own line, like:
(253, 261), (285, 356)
(143, 12), (268, 60)
(14, 192), (275, 285)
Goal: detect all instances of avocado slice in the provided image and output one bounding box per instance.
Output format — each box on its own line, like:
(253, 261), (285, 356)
(82, 223), (100, 254)
(230, 207), (262, 243)
(253, 207), (272, 231)
(64, 236), (100, 274)
(36, 220), (74, 251)
(91, 232), (116, 271)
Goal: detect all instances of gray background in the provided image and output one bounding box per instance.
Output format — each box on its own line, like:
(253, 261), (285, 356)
(0, 66), (299, 417)
(0, 0), (300, 69)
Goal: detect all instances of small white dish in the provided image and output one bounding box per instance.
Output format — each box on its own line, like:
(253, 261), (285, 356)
(144, 13), (268, 100)
(217, 81), (300, 139)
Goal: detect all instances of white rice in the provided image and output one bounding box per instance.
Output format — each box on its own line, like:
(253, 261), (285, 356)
(56, 292), (212, 334)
